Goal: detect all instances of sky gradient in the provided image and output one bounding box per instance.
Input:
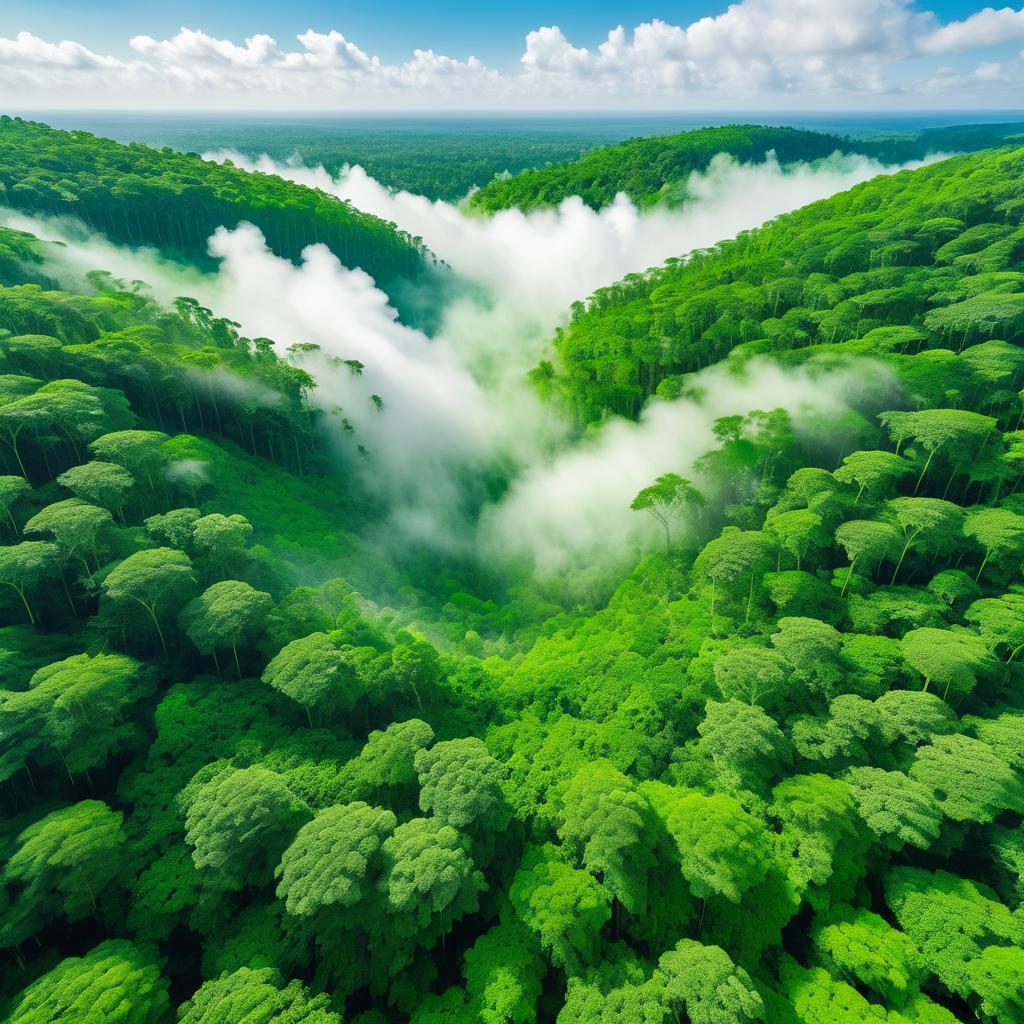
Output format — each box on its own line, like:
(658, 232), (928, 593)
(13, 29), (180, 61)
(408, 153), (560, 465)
(3, 1), (1024, 110)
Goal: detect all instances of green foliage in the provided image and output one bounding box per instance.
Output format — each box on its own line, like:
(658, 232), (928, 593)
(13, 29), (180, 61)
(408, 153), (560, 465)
(276, 801), (396, 916)
(468, 123), (996, 214)
(2, 940), (168, 1024)
(3, 120), (1024, 1024)
(0, 117), (430, 313)
(178, 967), (341, 1024)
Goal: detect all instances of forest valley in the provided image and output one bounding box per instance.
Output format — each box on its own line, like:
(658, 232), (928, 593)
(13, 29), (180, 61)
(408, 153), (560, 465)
(0, 116), (1022, 1024)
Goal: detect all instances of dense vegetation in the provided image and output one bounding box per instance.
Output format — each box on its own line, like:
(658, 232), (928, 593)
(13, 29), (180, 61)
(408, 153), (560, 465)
(0, 118), (433, 320)
(545, 145), (1024, 421)
(470, 121), (1024, 213)
(1, 125), (1024, 1024)
(46, 115), (617, 203)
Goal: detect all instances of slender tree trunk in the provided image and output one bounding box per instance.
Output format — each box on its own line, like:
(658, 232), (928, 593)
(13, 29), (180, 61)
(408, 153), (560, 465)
(841, 556), (859, 596)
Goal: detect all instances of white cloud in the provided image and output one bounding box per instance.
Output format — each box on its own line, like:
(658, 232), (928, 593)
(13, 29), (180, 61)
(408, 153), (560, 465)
(522, 1), (922, 94)
(917, 6), (1024, 54)
(976, 60), (1005, 80)
(1, 3), (1023, 107)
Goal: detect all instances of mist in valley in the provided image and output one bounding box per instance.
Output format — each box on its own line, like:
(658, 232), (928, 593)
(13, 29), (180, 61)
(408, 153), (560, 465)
(5, 147), (927, 584)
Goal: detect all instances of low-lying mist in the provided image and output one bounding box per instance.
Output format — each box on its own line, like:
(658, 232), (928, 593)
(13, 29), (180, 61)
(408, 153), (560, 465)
(6, 148), (928, 588)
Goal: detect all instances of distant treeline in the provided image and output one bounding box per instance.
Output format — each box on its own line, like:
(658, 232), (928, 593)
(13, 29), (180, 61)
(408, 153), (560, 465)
(470, 122), (1024, 213)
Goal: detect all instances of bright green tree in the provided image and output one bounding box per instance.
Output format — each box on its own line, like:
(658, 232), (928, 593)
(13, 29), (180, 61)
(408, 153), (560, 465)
(275, 801), (396, 917)
(101, 547), (196, 656)
(180, 579), (272, 676)
(1, 940), (168, 1024)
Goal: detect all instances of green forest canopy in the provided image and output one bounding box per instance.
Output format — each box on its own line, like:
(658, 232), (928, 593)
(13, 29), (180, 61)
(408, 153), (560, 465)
(0, 125), (1023, 1024)
(469, 120), (1024, 213)
(0, 117), (436, 325)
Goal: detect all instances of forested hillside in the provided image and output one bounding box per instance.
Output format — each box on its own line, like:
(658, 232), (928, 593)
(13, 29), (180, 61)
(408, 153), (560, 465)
(546, 146), (1024, 421)
(1, 129), (1023, 1024)
(469, 121), (1024, 213)
(0, 118), (434, 319)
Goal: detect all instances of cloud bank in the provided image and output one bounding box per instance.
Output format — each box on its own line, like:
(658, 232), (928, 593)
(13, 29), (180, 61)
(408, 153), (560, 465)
(3, 2), (1024, 108)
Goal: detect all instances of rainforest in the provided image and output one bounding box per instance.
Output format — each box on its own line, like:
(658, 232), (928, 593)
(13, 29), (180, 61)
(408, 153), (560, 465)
(1, 89), (1024, 1024)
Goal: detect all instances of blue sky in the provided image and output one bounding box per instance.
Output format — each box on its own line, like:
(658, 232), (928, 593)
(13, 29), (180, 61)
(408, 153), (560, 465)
(2, 1), (1023, 110)
(0, 1), (994, 66)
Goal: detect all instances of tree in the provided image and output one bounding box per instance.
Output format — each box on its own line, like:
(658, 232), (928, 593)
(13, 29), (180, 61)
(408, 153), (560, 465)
(790, 694), (881, 769)
(276, 801), (396, 917)
(24, 498), (112, 581)
(556, 760), (655, 916)
(509, 846), (611, 973)
(379, 816), (484, 939)
(963, 506), (1024, 581)
(0, 373), (42, 477)
(415, 737), (509, 831)
(844, 766), (942, 851)
(8, 652), (148, 784)
(885, 867), (1022, 999)
(192, 512), (253, 575)
(900, 627), (991, 700)
(340, 719), (435, 804)
(630, 473), (704, 552)
(698, 699), (790, 793)
(764, 509), (826, 571)
(178, 967), (341, 1024)
(964, 592), (1024, 666)
(712, 646), (788, 706)
(926, 568), (980, 611)
(57, 461), (133, 520)
(375, 632), (441, 709)
(834, 520), (898, 593)
(461, 918), (545, 1024)
(811, 903), (924, 1004)
(2, 801), (127, 945)
(909, 733), (1024, 824)
(880, 408), (996, 494)
(101, 547), (197, 656)
(771, 774), (868, 909)
(833, 449), (913, 503)
(0, 473), (30, 533)
(0, 540), (60, 625)
(882, 497), (964, 584)
(1, 939), (168, 1024)
(262, 632), (361, 725)
(966, 943), (1024, 1024)
(180, 580), (272, 675)
(144, 507), (200, 551)
(183, 764), (310, 891)
(658, 938), (765, 1024)
(645, 782), (771, 904)
(771, 617), (845, 702)
(874, 688), (958, 748)
(87, 429), (169, 490)
(693, 528), (775, 628)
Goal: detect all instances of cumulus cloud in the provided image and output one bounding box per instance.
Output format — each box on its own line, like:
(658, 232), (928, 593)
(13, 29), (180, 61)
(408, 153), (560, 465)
(521, 1), (921, 95)
(3, 3), (1024, 106)
(917, 6), (1024, 54)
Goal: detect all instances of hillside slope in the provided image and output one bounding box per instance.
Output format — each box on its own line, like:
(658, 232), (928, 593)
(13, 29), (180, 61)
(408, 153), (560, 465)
(0, 117), (434, 314)
(470, 121), (1024, 213)
(543, 146), (1024, 422)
